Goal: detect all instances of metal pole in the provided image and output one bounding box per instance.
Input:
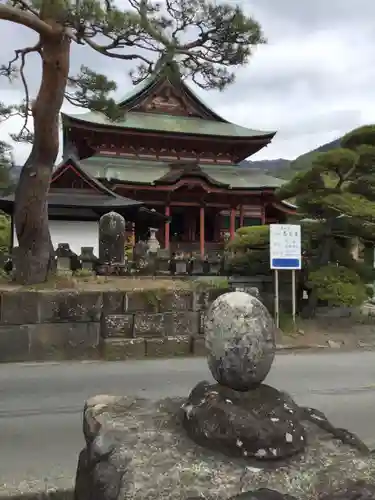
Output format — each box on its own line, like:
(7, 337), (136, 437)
(292, 269), (296, 328)
(274, 269), (279, 328)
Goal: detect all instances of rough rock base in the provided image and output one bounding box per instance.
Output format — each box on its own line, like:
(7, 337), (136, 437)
(74, 394), (375, 500)
(182, 382), (306, 460)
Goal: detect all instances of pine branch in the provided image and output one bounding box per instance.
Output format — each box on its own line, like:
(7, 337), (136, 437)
(7, 0), (39, 17)
(66, 65), (122, 120)
(0, 4), (54, 36)
(0, 41), (40, 144)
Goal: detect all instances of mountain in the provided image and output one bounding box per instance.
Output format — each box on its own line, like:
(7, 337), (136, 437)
(241, 136), (342, 179)
(240, 158), (292, 179)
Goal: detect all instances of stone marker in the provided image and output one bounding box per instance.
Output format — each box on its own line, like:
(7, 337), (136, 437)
(55, 243), (74, 270)
(205, 291), (276, 391)
(183, 291), (369, 462)
(99, 212), (126, 264)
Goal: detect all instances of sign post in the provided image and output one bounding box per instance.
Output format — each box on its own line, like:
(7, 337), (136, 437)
(270, 224), (302, 328)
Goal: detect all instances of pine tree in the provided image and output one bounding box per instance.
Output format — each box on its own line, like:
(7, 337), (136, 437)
(0, 0), (265, 284)
(276, 125), (375, 317)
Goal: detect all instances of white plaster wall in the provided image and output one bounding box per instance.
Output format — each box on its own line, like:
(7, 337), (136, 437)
(13, 220), (99, 256)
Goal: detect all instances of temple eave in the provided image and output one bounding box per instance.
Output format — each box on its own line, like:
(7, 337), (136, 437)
(61, 114), (275, 143)
(109, 180), (279, 195)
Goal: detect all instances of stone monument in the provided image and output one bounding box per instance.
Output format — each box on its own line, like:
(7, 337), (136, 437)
(183, 292), (369, 460)
(74, 291), (373, 500)
(99, 212), (126, 264)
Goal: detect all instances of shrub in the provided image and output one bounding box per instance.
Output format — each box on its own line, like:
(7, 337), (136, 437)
(226, 225), (271, 276)
(308, 264), (371, 307)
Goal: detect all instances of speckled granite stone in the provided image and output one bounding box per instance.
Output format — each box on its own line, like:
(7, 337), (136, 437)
(204, 291), (276, 391)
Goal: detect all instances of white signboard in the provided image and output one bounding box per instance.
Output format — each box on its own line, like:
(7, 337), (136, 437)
(270, 224), (302, 270)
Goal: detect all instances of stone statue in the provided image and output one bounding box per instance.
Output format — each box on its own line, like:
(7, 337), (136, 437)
(99, 212), (126, 264)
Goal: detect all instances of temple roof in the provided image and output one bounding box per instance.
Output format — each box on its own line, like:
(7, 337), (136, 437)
(61, 62), (275, 142)
(62, 111), (272, 139)
(117, 60), (225, 119)
(80, 156), (285, 190)
(0, 156), (167, 225)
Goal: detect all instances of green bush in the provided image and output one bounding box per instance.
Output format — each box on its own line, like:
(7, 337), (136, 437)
(308, 264), (370, 307)
(226, 225), (270, 276)
(0, 213), (10, 259)
(227, 225), (269, 252)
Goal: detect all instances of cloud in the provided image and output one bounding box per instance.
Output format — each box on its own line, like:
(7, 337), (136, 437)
(1, 0), (375, 165)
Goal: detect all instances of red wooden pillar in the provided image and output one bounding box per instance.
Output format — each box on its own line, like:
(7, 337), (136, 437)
(230, 207), (236, 240)
(191, 215), (196, 242)
(261, 204), (266, 225)
(165, 205), (170, 250)
(214, 213), (220, 241)
(200, 206), (205, 258)
(239, 205), (244, 227)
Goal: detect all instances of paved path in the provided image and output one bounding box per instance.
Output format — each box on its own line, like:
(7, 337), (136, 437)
(1, 351), (375, 495)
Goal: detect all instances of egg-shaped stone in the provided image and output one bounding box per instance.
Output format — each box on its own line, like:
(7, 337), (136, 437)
(204, 291), (276, 391)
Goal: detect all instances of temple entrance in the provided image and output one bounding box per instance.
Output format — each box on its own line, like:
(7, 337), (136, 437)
(170, 208), (186, 242)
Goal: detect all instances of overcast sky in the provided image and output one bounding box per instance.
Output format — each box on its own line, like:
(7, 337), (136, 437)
(1, 0), (375, 164)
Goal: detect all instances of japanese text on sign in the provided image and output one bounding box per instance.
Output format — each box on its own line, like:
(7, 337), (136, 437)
(270, 224), (302, 270)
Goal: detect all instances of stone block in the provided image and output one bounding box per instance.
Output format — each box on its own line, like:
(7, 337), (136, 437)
(191, 336), (207, 357)
(133, 312), (166, 337)
(0, 325), (31, 362)
(207, 287), (230, 303)
(38, 291), (102, 323)
(165, 312), (200, 337)
(1, 291), (40, 324)
(192, 291), (209, 311)
(29, 322), (100, 361)
(145, 336), (191, 358)
(199, 311), (207, 334)
(193, 287), (231, 312)
(101, 338), (146, 361)
(102, 291), (125, 315)
(125, 290), (160, 313)
(158, 290), (193, 312)
(102, 314), (134, 338)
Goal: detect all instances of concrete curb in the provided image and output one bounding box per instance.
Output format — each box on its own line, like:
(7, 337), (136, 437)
(2, 344), (375, 367)
(276, 344), (327, 352)
(0, 489), (73, 500)
(276, 343), (375, 353)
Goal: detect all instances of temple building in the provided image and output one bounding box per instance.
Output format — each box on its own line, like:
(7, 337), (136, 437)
(59, 61), (294, 256)
(0, 156), (165, 256)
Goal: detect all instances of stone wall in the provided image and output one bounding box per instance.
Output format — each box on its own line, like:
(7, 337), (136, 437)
(229, 275), (293, 313)
(0, 287), (229, 363)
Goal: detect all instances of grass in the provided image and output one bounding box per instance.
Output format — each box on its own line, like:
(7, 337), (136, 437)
(0, 271), (229, 292)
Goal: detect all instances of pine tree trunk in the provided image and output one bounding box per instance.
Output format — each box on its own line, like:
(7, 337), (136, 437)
(14, 33), (70, 284)
(301, 228), (333, 318)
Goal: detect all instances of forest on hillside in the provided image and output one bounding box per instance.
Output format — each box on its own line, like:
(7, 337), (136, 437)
(242, 137), (341, 179)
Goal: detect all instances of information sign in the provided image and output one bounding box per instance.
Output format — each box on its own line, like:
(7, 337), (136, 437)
(270, 224), (302, 270)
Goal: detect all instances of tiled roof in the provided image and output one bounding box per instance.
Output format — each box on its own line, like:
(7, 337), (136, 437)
(63, 110), (274, 139)
(62, 60), (275, 140)
(81, 156), (285, 189)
